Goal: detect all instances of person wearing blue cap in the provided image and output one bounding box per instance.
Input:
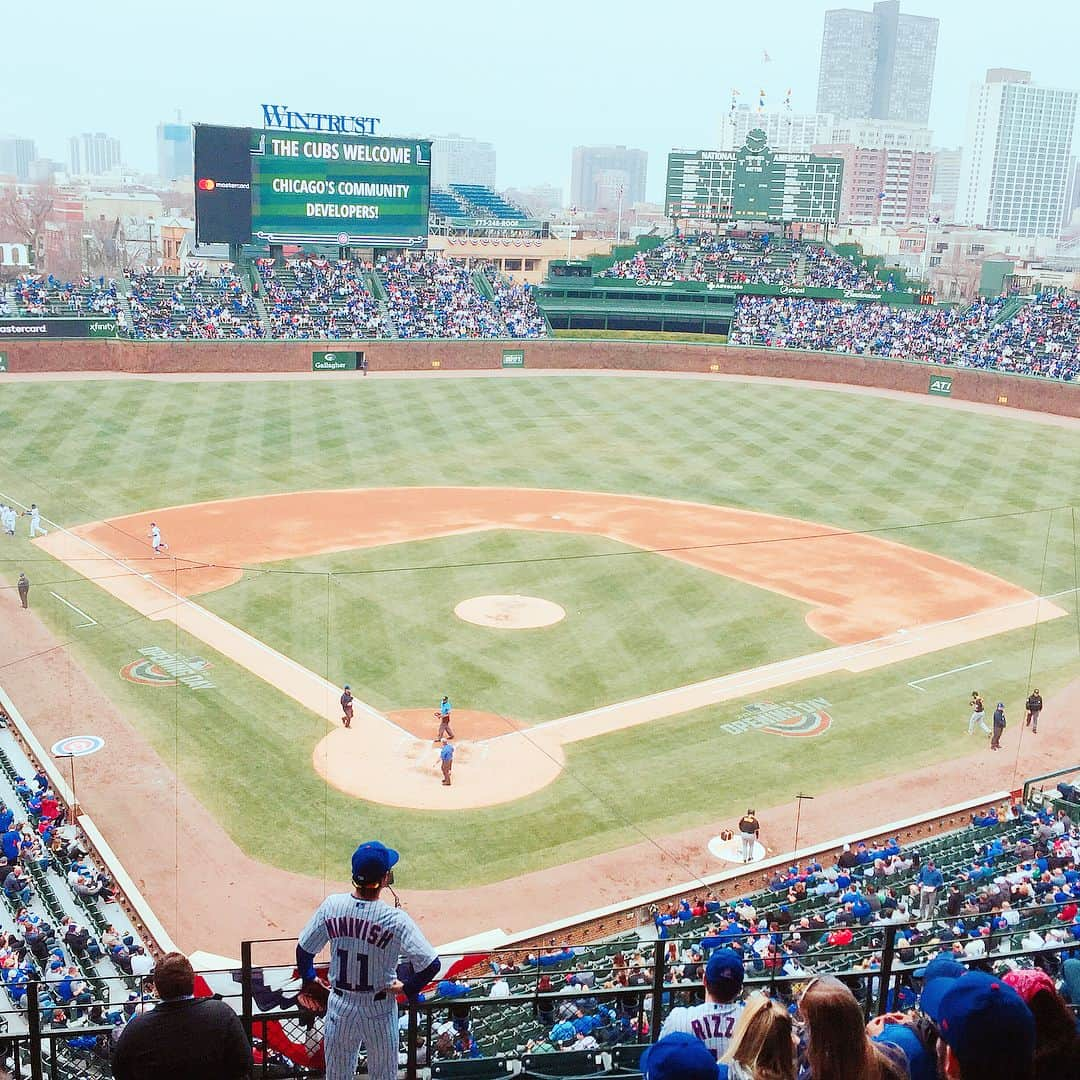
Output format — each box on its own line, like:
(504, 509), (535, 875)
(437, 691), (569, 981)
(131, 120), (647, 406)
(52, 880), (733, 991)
(920, 969), (1035, 1079)
(296, 841), (442, 1080)
(658, 948), (745, 1060)
(641, 1031), (720, 1080)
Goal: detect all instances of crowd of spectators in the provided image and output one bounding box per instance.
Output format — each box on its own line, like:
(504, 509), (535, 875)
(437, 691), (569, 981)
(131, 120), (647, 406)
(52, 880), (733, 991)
(127, 267), (263, 340)
(481, 265), (548, 338)
(417, 794), (1080, 1078)
(9, 274), (121, 317)
(256, 257), (388, 339)
(378, 252), (508, 339)
(0, 724), (157, 1077)
(731, 292), (1079, 380)
(597, 235), (884, 291)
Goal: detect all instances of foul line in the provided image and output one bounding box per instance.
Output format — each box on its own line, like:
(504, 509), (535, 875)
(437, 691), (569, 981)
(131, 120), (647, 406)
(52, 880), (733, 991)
(48, 591), (97, 628)
(907, 658), (993, 693)
(0, 490), (392, 732)
(8, 487), (1078, 747)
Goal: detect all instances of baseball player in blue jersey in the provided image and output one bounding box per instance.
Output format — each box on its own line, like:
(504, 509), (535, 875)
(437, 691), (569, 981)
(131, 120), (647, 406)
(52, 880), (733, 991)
(297, 841), (441, 1080)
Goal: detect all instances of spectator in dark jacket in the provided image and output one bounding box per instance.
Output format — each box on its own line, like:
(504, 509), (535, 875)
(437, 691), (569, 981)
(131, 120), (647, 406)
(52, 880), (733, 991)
(111, 951), (252, 1079)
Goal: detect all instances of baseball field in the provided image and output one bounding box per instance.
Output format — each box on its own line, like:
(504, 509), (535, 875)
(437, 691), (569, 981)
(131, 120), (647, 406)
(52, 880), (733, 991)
(1, 371), (1079, 947)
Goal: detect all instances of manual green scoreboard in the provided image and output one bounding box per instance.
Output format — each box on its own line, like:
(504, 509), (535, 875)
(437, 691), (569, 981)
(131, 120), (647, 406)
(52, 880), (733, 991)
(666, 129), (843, 224)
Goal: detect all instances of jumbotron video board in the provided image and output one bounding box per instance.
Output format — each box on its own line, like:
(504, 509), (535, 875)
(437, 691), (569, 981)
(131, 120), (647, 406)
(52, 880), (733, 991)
(194, 124), (431, 247)
(666, 129), (843, 224)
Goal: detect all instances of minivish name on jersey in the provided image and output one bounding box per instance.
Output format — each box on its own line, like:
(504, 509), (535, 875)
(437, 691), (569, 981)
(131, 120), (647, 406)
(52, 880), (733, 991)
(324, 916), (394, 949)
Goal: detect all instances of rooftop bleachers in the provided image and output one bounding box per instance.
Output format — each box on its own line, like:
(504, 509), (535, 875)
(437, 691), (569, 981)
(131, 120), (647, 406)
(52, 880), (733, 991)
(448, 184), (528, 221)
(431, 190), (471, 218)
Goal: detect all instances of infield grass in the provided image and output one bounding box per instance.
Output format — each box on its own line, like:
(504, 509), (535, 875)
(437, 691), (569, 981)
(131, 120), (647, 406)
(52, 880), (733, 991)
(197, 529), (825, 722)
(0, 374), (1078, 886)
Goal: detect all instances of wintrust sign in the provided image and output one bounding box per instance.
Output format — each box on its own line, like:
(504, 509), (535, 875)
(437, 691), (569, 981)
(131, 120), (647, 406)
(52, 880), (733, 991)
(261, 104), (381, 136)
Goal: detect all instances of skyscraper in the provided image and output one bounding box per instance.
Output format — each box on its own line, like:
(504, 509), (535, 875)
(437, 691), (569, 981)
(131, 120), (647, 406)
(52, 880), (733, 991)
(570, 146), (647, 211)
(69, 132), (122, 176)
(429, 134), (497, 189)
(0, 137), (37, 181)
(817, 2), (939, 125)
(720, 107), (835, 153)
(157, 122), (193, 180)
(957, 69), (1078, 239)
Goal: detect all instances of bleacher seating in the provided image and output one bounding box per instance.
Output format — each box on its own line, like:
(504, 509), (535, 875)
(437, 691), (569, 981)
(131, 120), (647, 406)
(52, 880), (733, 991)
(127, 267), (263, 340)
(416, 802), (1080, 1067)
(9, 274), (121, 318)
(378, 252), (509, 339)
(0, 722), (151, 1055)
(431, 190), (472, 219)
(256, 257), (388, 339)
(448, 185), (528, 221)
(730, 291), (1079, 380)
(481, 265), (548, 338)
(598, 235), (880, 291)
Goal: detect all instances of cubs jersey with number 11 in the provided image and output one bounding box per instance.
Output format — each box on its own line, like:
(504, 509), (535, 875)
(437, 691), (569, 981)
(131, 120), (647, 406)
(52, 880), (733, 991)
(298, 894), (437, 994)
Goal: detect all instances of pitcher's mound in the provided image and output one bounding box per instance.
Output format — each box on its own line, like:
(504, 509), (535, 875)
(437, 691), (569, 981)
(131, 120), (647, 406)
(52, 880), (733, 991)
(455, 594), (566, 629)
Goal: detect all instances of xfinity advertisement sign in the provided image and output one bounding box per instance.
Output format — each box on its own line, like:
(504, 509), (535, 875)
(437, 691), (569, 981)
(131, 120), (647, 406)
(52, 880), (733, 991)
(0, 318), (118, 339)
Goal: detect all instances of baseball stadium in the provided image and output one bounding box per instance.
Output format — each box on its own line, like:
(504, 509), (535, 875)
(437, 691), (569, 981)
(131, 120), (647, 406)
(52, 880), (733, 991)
(1, 113), (1080, 1080)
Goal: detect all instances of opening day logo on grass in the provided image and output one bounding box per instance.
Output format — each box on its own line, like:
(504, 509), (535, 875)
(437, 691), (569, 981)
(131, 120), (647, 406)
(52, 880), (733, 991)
(121, 646), (215, 690)
(721, 697), (832, 738)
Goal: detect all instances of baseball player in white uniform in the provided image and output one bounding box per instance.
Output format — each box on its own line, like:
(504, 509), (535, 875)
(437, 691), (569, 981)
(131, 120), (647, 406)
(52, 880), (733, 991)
(148, 522), (168, 555)
(297, 841), (441, 1080)
(658, 948), (745, 1061)
(1, 505), (15, 536)
(24, 504), (47, 537)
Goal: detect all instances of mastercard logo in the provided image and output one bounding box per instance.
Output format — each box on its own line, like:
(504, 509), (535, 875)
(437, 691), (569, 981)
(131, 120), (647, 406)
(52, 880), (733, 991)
(197, 178), (216, 191)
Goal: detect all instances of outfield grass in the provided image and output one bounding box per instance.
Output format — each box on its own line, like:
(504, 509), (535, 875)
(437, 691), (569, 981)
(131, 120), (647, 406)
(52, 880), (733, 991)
(0, 375), (1077, 886)
(198, 530), (826, 722)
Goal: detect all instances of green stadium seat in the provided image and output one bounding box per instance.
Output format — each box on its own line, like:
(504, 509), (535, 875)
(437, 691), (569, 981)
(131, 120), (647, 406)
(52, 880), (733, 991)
(608, 1043), (651, 1072)
(520, 1050), (604, 1076)
(431, 1056), (511, 1078)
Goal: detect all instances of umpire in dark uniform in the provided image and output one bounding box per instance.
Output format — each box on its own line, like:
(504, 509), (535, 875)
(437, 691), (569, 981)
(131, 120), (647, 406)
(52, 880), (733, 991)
(17, 573), (29, 609)
(111, 952), (251, 1079)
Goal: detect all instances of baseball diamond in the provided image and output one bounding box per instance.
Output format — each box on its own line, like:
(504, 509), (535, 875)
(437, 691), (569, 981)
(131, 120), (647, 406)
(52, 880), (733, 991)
(0, 370), (1078, 961)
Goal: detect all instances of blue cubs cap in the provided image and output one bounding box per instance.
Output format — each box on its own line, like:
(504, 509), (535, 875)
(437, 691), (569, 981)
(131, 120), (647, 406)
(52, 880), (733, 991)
(351, 841), (399, 883)
(913, 952), (965, 980)
(874, 1022), (937, 1080)
(922, 970), (1034, 1076)
(640, 1032), (719, 1080)
(705, 947), (744, 986)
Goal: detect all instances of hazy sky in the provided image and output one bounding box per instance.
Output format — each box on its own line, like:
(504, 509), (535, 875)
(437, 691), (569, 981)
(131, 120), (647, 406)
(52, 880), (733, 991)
(4, 0), (1079, 201)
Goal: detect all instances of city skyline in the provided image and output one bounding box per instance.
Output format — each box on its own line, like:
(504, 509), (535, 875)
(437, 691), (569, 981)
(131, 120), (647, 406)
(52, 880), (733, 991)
(2, 0), (1079, 202)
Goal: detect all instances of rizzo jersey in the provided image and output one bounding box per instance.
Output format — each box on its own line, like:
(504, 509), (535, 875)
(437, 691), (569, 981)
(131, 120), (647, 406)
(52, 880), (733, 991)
(298, 894), (437, 995)
(660, 1000), (745, 1060)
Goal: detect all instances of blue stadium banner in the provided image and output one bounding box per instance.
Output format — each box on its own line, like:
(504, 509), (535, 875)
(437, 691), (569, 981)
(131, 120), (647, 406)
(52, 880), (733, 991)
(502, 349), (525, 368)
